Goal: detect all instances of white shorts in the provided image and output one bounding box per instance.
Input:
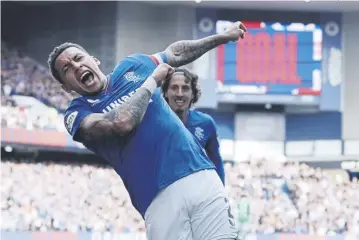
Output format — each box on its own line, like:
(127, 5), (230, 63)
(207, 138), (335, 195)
(144, 169), (239, 240)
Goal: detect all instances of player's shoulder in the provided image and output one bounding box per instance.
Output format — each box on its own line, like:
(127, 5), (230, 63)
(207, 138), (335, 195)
(189, 109), (215, 126)
(126, 52), (167, 66)
(111, 54), (142, 77)
(111, 52), (167, 76)
(110, 54), (151, 80)
(65, 96), (91, 113)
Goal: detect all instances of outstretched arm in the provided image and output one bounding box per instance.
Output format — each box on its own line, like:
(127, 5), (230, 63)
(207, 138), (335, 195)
(164, 21), (247, 67)
(165, 34), (229, 67)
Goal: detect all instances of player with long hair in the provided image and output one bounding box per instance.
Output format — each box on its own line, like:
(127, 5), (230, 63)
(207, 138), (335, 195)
(162, 68), (225, 185)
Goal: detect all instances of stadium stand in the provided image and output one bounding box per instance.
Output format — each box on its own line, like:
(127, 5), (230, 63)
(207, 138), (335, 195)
(1, 42), (70, 132)
(1, 157), (358, 235)
(1, 42), (73, 111)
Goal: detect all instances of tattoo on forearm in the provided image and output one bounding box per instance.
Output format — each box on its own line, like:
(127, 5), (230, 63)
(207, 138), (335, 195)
(105, 87), (152, 125)
(166, 35), (229, 67)
(79, 88), (152, 140)
(80, 119), (117, 140)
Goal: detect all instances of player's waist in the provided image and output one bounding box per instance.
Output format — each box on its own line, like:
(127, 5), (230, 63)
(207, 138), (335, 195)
(129, 165), (215, 217)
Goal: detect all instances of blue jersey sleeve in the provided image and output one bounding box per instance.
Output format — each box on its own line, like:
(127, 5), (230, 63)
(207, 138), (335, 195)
(205, 117), (225, 185)
(128, 52), (168, 69)
(64, 99), (93, 142)
(111, 52), (168, 82)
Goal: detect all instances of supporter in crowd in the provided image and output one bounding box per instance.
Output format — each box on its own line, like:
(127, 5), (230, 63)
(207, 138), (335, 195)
(1, 157), (358, 236)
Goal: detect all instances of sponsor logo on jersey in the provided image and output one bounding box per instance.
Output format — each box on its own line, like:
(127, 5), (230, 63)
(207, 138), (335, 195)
(102, 90), (152, 113)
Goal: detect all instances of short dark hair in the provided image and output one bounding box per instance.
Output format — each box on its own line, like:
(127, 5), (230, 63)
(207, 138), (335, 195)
(47, 42), (88, 83)
(161, 67), (201, 107)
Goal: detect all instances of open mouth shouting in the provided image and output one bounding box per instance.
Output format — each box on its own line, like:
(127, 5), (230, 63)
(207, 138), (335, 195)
(80, 70), (95, 87)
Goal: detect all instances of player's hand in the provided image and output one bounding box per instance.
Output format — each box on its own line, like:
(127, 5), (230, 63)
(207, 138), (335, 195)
(151, 63), (174, 86)
(223, 21), (247, 42)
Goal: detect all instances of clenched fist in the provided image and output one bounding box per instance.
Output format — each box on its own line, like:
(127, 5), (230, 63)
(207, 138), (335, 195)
(223, 21), (247, 42)
(151, 63), (174, 86)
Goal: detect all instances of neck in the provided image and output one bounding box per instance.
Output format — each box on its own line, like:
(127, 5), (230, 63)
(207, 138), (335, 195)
(176, 110), (189, 124)
(101, 75), (109, 92)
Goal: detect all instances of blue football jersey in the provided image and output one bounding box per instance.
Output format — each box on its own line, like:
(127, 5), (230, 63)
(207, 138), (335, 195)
(63, 53), (215, 217)
(185, 110), (225, 184)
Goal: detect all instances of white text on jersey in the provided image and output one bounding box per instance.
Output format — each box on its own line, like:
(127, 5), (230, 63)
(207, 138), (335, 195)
(102, 90), (152, 113)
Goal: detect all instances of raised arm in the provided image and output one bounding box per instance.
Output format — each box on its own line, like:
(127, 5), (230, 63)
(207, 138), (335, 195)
(164, 21), (247, 67)
(77, 64), (174, 141)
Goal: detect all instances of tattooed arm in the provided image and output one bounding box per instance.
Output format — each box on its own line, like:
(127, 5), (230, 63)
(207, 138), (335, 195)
(165, 35), (229, 67)
(164, 21), (247, 67)
(77, 87), (153, 141)
(76, 64), (173, 141)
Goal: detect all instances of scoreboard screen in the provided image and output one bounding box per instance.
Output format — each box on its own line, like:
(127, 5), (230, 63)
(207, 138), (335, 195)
(216, 21), (322, 96)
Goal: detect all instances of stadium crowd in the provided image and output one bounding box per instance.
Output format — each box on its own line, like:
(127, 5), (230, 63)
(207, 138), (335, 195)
(227, 159), (359, 236)
(1, 157), (358, 236)
(1, 42), (70, 131)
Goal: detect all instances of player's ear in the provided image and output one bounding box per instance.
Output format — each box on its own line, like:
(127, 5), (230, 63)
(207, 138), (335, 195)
(92, 56), (101, 66)
(61, 84), (71, 93)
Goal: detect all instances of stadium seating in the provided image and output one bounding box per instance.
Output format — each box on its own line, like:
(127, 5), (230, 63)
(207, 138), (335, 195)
(1, 157), (358, 235)
(1, 42), (72, 131)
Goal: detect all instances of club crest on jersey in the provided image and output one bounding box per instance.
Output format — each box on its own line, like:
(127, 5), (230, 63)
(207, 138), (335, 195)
(194, 127), (204, 141)
(124, 71), (142, 83)
(65, 111), (78, 133)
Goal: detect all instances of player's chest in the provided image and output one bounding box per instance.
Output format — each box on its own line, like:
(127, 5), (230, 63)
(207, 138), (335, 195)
(87, 79), (161, 114)
(187, 125), (209, 147)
